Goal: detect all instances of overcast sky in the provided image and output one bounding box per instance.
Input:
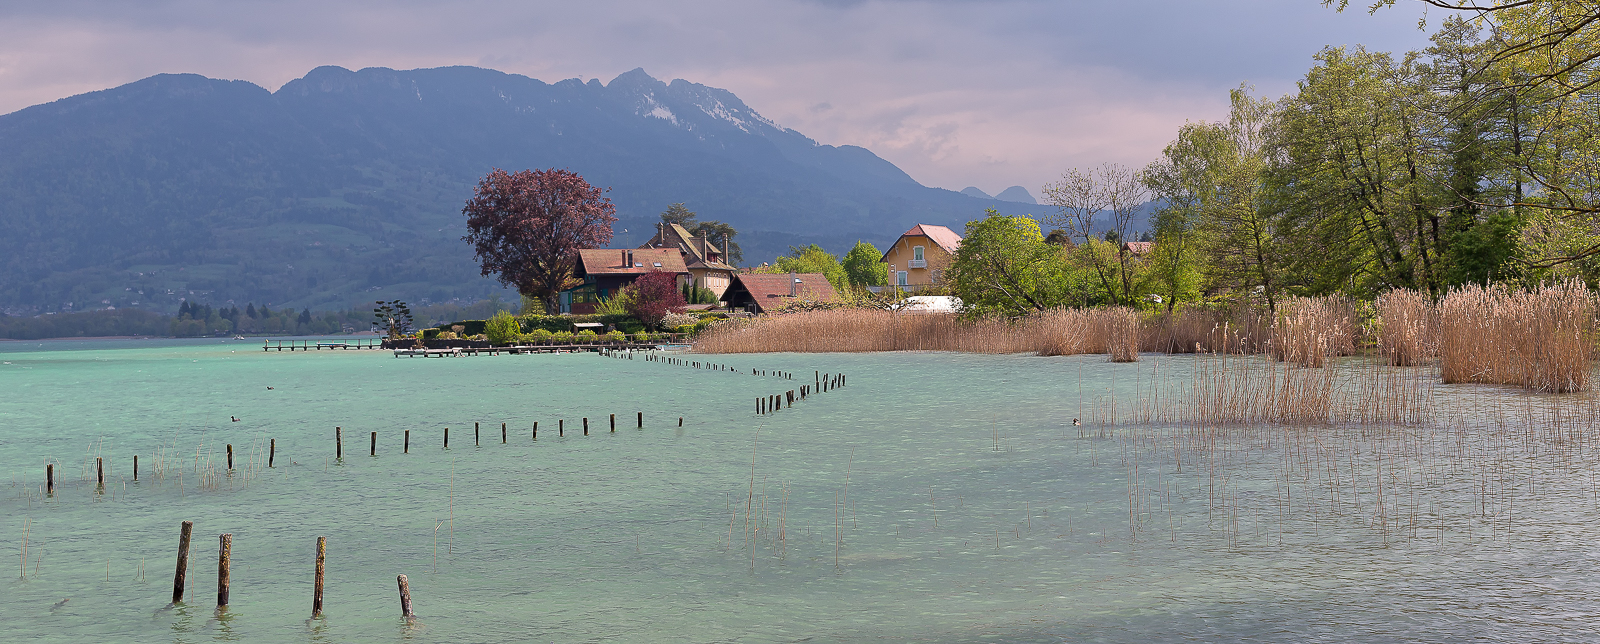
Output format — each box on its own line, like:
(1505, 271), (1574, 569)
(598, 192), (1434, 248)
(0, 0), (1435, 196)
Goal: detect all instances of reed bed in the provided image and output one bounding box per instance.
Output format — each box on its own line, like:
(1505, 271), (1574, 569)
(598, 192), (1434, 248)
(1269, 296), (1357, 368)
(692, 308), (1146, 358)
(1439, 280), (1596, 393)
(1375, 288), (1435, 366)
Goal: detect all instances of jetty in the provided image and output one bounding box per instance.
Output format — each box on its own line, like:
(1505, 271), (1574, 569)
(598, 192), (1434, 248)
(263, 339), (385, 351)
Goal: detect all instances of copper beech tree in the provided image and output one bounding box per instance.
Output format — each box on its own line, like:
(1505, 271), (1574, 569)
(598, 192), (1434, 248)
(462, 169), (617, 314)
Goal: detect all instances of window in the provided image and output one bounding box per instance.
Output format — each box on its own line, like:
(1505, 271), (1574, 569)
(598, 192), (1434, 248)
(913, 246), (924, 261)
(896, 271), (908, 286)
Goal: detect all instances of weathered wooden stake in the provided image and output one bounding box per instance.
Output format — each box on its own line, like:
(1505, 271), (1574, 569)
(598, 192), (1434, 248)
(583, 418), (589, 436)
(46, 463), (53, 495)
(610, 414), (615, 432)
(97, 457), (104, 486)
(370, 431), (377, 456)
(444, 427), (449, 449)
(312, 536), (327, 617)
(533, 422), (538, 439)
(217, 533), (232, 608)
(268, 439), (275, 468)
(134, 454), (139, 481)
(678, 417), (683, 426)
(397, 574), (414, 618)
(173, 520), (194, 603)
(336, 427), (343, 460)
(226, 445), (233, 470)
(404, 430), (410, 453)
(638, 412), (643, 428)
(502, 423), (507, 443)
(559, 420), (564, 437)
(475, 422), (480, 446)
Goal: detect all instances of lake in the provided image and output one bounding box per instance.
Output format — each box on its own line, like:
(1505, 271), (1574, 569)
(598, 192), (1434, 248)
(1, 337), (1595, 642)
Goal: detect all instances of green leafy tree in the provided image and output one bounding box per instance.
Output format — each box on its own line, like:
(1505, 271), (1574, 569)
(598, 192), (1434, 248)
(841, 241), (887, 287)
(761, 244), (849, 293)
(948, 209), (1092, 316)
(661, 203), (696, 226)
(373, 300), (413, 339)
(689, 221), (742, 265)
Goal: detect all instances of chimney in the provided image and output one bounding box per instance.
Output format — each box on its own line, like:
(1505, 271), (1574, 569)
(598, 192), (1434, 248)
(621, 249), (627, 267)
(723, 235), (730, 264)
(789, 272), (796, 297)
(627, 250), (634, 267)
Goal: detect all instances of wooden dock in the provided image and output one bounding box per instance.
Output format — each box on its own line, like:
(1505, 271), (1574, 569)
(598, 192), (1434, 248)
(263, 339), (385, 352)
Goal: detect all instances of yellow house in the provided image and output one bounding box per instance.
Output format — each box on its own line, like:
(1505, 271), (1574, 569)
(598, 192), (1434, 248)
(881, 224), (962, 290)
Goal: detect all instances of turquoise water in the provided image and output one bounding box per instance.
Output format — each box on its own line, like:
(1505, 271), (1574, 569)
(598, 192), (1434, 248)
(2, 338), (1599, 642)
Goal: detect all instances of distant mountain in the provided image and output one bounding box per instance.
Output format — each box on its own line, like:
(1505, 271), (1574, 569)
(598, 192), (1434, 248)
(995, 186), (1037, 205)
(0, 66), (1024, 314)
(960, 187), (993, 199)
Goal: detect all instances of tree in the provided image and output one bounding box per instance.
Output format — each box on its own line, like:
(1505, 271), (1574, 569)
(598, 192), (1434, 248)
(841, 241), (887, 288)
(689, 221), (742, 265)
(661, 203), (696, 226)
(462, 169), (617, 314)
(1042, 163), (1149, 305)
(760, 244), (849, 293)
(627, 271), (687, 328)
(948, 209), (1092, 316)
(373, 300), (413, 339)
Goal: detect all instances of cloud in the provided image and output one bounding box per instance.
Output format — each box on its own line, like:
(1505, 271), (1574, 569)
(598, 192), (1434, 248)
(0, 0), (1434, 195)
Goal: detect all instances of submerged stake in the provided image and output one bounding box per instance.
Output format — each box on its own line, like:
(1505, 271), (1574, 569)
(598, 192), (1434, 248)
(172, 520), (194, 604)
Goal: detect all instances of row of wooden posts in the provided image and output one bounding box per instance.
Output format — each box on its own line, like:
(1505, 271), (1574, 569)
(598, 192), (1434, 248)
(168, 521), (413, 618)
(37, 412), (681, 496)
(632, 350), (795, 381)
(758, 371), (847, 415)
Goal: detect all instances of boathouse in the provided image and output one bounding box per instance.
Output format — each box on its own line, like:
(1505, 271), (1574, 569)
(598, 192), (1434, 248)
(720, 272), (838, 314)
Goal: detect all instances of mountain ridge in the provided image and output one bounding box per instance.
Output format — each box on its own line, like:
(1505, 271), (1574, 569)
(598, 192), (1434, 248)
(0, 65), (1035, 314)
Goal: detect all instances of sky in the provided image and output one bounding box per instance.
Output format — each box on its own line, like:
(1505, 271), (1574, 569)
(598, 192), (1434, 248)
(0, 0), (1437, 196)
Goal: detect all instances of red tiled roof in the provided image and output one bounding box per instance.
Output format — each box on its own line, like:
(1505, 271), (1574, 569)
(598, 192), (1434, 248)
(576, 248), (688, 275)
(726, 273), (838, 312)
(1122, 241), (1154, 255)
(903, 224), (962, 255)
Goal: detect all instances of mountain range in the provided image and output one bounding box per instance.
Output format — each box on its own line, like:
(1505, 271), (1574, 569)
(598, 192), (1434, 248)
(0, 65), (1039, 315)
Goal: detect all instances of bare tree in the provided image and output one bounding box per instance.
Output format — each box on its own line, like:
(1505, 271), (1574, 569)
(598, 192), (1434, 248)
(1042, 163), (1149, 304)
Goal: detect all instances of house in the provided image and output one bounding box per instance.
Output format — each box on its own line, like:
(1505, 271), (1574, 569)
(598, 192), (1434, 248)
(560, 248), (689, 314)
(639, 223), (738, 297)
(721, 272), (838, 314)
(1122, 241), (1154, 256)
(881, 224), (962, 291)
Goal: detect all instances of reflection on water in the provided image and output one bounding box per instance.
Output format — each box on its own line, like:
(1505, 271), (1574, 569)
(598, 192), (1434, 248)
(0, 340), (1597, 642)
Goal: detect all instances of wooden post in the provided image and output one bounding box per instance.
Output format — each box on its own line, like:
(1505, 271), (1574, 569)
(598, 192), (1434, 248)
(404, 430), (410, 453)
(679, 417), (683, 427)
(217, 533), (232, 608)
(638, 412), (642, 428)
(502, 423), (507, 443)
(475, 422), (480, 447)
(312, 536), (326, 617)
(336, 427), (343, 460)
(397, 574), (414, 618)
(46, 463), (52, 495)
(97, 457), (104, 486)
(583, 418), (589, 436)
(134, 454), (139, 481)
(559, 420), (564, 437)
(370, 432), (377, 456)
(227, 445), (233, 470)
(268, 439), (275, 468)
(610, 414), (615, 432)
(533, 422), (538, 440)
(173, 520), (194, 603)
(444, 427), (449, 449)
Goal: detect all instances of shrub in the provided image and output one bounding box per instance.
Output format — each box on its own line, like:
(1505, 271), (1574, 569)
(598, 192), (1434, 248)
(604, 330), (626, 342)
(627, 271), (687, 328)
(518, 315), (572, 334)
(661, 312), (698, 329)
(551, 330), (573, 343)
(525, 328), (553, 343)
(576, 329), (598, 340)
(485, 310), (519, 345)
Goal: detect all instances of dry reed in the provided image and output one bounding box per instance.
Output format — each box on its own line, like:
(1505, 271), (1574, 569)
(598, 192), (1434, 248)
(1375, 288), (1436, 366)
(1439, 280), (1595, 393)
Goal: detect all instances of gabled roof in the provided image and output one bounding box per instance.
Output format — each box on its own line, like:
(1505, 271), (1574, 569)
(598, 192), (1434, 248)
(576, 248), (688, 276)
(883, 224), (963, 261)
(1122, 241), (1154, 256)
(722, 273), (838, 313)
(642, 223), (736, 271)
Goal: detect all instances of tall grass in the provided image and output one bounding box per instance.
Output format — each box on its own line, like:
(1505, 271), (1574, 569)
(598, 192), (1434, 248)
(1269, 296), (1357, 368)
(693, 308), (1147, 359)
(1439, 280), (1595, 393)
(1376, 288), (1435, 367)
